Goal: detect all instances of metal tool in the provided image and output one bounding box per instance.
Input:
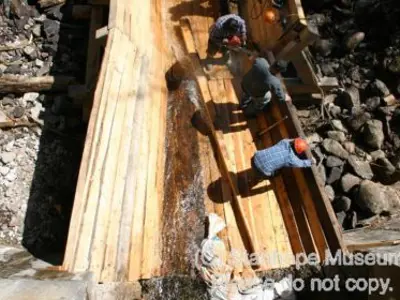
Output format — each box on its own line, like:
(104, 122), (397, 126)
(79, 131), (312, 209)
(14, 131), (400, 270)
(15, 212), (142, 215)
(257, 115), (288, 137)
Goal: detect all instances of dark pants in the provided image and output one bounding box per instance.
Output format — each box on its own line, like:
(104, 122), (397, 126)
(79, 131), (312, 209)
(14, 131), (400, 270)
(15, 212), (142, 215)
(251, 156), (268, 181)
(240, 84), (272, 118)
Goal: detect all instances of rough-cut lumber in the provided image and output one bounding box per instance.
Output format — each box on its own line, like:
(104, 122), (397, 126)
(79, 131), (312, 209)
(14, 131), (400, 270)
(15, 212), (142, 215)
(0, 75), (75, 93)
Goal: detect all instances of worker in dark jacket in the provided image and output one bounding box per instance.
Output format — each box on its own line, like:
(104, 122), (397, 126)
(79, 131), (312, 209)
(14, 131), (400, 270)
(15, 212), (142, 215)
(240, 57), (291, 118)
(252, 138), (315, 178)
(206, 14), (247, 69)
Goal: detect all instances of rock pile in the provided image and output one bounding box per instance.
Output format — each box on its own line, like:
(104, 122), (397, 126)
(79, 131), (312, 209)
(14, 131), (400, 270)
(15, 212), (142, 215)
(299, 80), (400, 229)
(298, 0), (400, 230)
(0, 1), (87, 251)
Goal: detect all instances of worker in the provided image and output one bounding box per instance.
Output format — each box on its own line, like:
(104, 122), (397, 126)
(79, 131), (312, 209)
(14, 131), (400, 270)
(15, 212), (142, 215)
(206, 14), (247, 69)
(252, 138), (315, 178)
(240, 57), (291, 118)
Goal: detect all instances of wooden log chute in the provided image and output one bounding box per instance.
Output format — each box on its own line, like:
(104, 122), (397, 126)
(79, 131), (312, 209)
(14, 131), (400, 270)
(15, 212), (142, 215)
(62, 0), (346, 283)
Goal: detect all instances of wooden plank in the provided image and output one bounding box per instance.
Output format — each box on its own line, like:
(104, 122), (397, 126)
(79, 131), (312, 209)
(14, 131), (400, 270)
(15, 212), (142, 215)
(100, 46), (137, 282)
(128, 56), (151, 281)
(63, 29), (116, 270)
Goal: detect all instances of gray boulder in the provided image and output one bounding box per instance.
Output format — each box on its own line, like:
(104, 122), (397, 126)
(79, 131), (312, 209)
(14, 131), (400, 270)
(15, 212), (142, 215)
(331, 119), (348, 133)
(363, 120), (384, 149)
(372, 157), (396, 183)
(323, 139), (349, 159)
(333, 196), (352, 212)
(327, 166), (344, 184)
(341, 173), (362, 193)
(369, 79), (390, 97)
(347, 111), (371, 132)
(327, 131), (346, 142)
(365, 97), (381, 112)
(343, 141), (356, 154)
(370, 150), (386, 161)
(356, 180), (388, 215)
(340, 86), (360, 110)
(326, 156), (344, 168)
(348, 155), (373, 179)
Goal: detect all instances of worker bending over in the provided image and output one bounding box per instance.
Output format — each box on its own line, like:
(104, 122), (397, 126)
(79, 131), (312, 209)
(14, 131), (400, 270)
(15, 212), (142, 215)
(240, 57), (291, 118)
(206, 14), (247, 68)
(252, 138), (314, 178)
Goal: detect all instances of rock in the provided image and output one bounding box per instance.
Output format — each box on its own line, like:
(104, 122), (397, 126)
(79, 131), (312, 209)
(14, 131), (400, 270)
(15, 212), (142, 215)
(356, 180), (388, 215)
(326, 156), (344, 167)
(370, 150), (385, 161)
(306, 133), (322, 145)
(35, 59), (44, 68)
(0, 166), (10, 176)
(336, 211), (346, 226)
(340, 86), (360, 110)
(316, 164), (326, 184)
(345, 32), (365, 51)
(365, 97), (381, 112)
(12, 106), (25, 119)
(325, 185), (335, 202)
(36, 62), (51, 76)
(373, 157), (396, 183)
(387, 56), (400, 74)
(384, 186), (400, 210)
(43, 19), (60, 39)
(297, 110), (310, 118)
(327, 166), (343, 184)
(331, 119), (348, 133)
(369, 79), (390, 97)
(363, 119), (384, 149)
(23, 45), (37, 60)
(34, 14), (47, 22)
(5, 169), (17, 182)
(346, 211), (357, 229)
(0, 152), (16, 164)
(32, 24), (41, 37)
(23, 92), (40, 104)
(341, 173), (361, 193)
(45, 4), (64, 20)
(328, 104), (341, 118)
(314, 39), (336, 57)
(348, 155), (373, 179)
(322, 139), (349, 159)
(321, 63), (335, 76)
(5, 64), (21, 75)
(333, 196), (352, 212)
(30, 102), (44, 120)
(347, 111), (371, 131)
(343, 141), (355, 154)
(43, 42), (58, 55)
(327, 131), (346, 143)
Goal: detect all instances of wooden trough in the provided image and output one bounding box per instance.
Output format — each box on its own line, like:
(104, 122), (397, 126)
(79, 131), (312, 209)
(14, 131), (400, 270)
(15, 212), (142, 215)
(62, 0), (346, 282)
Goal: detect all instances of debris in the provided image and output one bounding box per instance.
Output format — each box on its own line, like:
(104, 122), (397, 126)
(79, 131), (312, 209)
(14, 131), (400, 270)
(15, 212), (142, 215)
(0, 35), (32, 52)
(38, 0), (66, 9)
(23, 45), (37, 60)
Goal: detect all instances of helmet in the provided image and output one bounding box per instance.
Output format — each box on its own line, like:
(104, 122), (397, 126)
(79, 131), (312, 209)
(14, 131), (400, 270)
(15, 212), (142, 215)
(294, 138), (308, 154)
(263, 8), (279, 24)
(228, 35), (241, 46)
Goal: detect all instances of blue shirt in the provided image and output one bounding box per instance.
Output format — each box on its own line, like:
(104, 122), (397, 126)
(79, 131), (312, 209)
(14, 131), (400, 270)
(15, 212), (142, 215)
(241, 58), (286, 102)
(209, 14), (246, 43)
(253, 139), (312, 176)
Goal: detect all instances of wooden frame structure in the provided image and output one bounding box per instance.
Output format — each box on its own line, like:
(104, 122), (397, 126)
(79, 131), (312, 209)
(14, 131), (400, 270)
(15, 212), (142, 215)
(241, 0), (338, 95)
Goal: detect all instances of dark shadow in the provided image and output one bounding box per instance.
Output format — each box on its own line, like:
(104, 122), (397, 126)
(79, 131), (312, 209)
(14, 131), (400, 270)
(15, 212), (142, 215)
(207, 169), (273, 203)
(168, 0), (218, 22)
(18, 1), (100, 264)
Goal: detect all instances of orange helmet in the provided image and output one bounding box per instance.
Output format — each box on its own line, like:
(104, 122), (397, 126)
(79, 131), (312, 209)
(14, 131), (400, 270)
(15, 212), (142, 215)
(228, 35), (241, 46)
(294, 138), (309, 154)
(263, 8), (279, 24)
